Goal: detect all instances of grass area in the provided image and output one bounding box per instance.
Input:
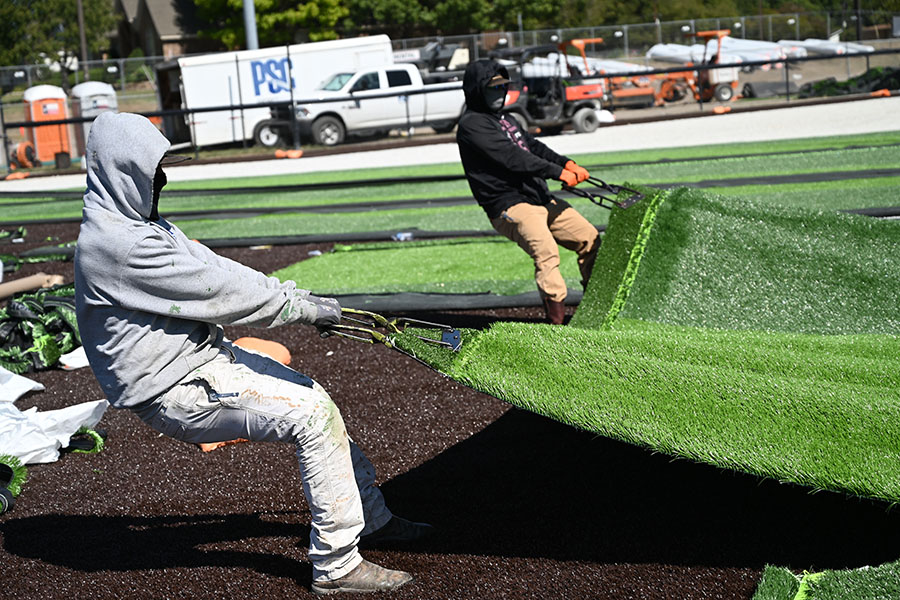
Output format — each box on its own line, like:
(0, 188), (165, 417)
(270, 237), (583, 296)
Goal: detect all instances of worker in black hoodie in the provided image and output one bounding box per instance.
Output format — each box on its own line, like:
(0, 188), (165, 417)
(456, 59), (598, 324)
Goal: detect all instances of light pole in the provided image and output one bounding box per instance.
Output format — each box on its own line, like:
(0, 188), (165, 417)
(77, 0), (90, 80)
(243, 0), (259, 50)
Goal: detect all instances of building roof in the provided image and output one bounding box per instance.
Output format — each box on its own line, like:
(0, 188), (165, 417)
(144, 0), (202, 40)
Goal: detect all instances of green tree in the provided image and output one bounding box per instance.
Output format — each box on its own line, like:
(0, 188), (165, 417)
(195, 0), (349, 49)
(0, 0), (114, 77)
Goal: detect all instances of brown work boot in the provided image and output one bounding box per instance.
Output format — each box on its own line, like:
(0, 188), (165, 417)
(359, 515), (434, 549)
(311, 559), (413, 595)
(543, 298), (566, 325)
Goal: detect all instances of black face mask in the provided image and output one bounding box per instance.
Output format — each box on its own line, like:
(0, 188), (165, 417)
(150, 164), (167, 221)
(483, 85), (508, 112)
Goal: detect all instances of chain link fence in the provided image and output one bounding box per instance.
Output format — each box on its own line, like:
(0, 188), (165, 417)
(0, 10), (897, 172)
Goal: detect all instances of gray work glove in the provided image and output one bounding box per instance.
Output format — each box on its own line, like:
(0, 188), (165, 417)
(309, 294), (341, 334)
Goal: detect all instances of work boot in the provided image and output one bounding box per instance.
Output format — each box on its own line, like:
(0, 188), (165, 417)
(359, 515), (434, 549)
(543, 298), (566, 325)
(311, 559), (413, 595)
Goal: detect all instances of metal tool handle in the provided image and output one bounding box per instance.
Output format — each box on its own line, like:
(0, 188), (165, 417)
(561, 177), (644, 210)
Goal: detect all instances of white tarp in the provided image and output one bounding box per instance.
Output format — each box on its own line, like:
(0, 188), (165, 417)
(0, 366), (108, 464)
(777, 38), (875, 56)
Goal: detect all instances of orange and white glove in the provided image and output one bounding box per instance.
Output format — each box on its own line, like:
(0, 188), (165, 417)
(565, 160), (590, 183)
(558, 168), (578, 187)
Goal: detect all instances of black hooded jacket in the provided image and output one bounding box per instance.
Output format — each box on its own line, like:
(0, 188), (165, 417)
(456, 59), (570, 219)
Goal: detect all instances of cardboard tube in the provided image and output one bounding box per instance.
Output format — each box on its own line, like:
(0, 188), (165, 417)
(0, 273), (65, 300)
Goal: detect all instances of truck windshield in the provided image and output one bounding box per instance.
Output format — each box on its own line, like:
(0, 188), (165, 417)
(319, 73), (353, 91)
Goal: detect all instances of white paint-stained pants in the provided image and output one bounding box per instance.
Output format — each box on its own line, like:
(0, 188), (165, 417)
(134, 341), (392, 581)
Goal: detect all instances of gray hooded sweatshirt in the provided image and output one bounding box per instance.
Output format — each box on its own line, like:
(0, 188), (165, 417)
(75, 112), (320, 409)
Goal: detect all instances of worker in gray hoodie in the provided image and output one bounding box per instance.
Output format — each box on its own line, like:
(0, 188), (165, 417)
(74, 112), (428, 595)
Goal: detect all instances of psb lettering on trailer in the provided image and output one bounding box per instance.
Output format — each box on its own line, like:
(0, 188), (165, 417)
(251, 58), (294, 96)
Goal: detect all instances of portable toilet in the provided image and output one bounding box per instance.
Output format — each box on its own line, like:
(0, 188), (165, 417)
(71, 81), (118, 158)
(22, 85), (72, 165)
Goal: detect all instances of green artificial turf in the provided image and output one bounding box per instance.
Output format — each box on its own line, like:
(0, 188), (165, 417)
(384, 184), (900, 505)
(716, 176), (900, 212)
(175, 197), (611, 240)
(576, 187), (900, 335)
(572, 131), (900, 168)
(393, 318), (900, 502)
(752, 561), (900, 600)
(0, 454), (27, 497)
(590, 146), (900, 187)
(752, 566), (800, 600)
(271, 237), (583, 296)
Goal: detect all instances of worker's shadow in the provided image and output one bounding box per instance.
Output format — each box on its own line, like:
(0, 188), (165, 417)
(378, 408), (900, 570)
(0, 511), (311, 585)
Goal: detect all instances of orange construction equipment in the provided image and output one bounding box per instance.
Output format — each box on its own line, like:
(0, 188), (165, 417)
(656, 30), (740, 105)
(562, 38), (657, 109)
(22, 85), (72, 163)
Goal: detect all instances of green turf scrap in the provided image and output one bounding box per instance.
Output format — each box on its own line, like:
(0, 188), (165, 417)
(394, 319), (900, 502)
(790, 560), (900, 599)
(752, 565), (800, 600)
(271, 237), (583, 296)
(0, 454), (27, 497)
(753, 561), (900, 600)
(579, 187), (900, 335)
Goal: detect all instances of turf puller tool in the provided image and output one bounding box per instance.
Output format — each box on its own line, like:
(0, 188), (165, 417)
(561, 177), (644, 210)
(319, 307), (462, 352)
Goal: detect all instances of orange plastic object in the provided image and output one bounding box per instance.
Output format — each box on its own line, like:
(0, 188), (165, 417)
(196, 337), (291, 452)
(713, 105), (732, 114)
(871, 89), (891, 97)
(198, 438), (249, 453)
(286, 149), (303, 159)
(15, 141), (36, 168)
(275, 149), (287, 158)
(233, 336), (292, 365)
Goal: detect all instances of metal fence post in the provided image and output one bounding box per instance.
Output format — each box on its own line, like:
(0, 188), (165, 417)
(0, 100), (8, 173)
(784, 58), (791, 101)
(235, 55), (247, 147)
(286, 44), (300, 150)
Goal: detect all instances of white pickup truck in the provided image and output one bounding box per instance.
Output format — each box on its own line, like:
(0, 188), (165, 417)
(284, 63), (465, 146)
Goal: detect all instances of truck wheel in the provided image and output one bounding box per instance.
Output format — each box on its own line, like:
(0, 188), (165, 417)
(714, 83), (734, 102)
(253, 121), (283, 148)
(510, 112), (529, 132)
(572, 107), (600, 134)
(312, 116), (345, 146)
(431, 120), (457, 134)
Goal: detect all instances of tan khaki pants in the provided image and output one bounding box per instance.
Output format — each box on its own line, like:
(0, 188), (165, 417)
(490, 199), (600, 302)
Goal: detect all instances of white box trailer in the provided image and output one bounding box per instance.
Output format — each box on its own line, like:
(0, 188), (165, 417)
(155, 35), (394, 147)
